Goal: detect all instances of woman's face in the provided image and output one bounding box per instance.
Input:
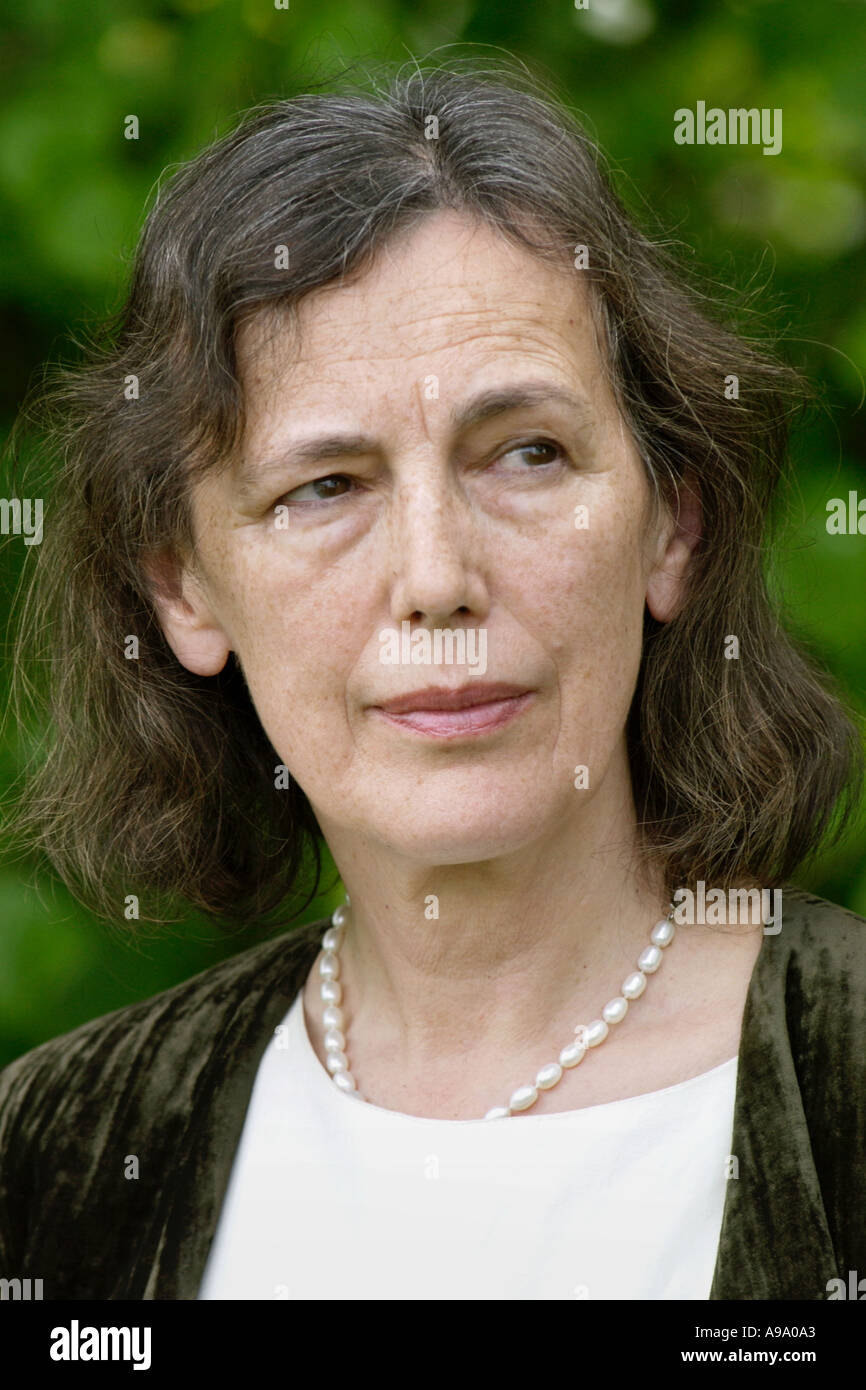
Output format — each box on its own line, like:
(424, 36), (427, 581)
(156, 210), (694, 863)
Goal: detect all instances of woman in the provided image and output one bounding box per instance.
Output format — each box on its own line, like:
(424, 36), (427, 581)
(1, 57), (864, 1302)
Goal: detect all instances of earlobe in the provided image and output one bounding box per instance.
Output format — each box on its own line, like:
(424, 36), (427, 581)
(142, 547), (232, 677)
(645, 480), (702, 624)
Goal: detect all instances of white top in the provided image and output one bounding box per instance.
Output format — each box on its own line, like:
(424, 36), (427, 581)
(198, 989), (739, 1300)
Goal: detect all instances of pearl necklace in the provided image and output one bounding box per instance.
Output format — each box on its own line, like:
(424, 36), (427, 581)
(317, 896), (679, 1119)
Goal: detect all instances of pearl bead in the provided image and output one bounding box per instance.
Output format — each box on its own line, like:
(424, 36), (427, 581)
(602, 996), (628, 1024)
(485, 1106), (510, 1120)
(637, 944), (662, 973)
(536, 1062), (563, 1090)
(509, 1084), (538, 1112)
(332, 1070), (356, 1092)
(332, 904), (350, 929)
(583, 1019), (609, 1047)
(322, 926), (341, 951)
(320, 980), (342, 1004)
(326, 1050), (349, 1073)
(559, 1040), (586, 1068)
(323, 1004), (344, 1029)
(319, 952), (340, 979)
(621, 971), (646, 999)
(324, 1028), (346, 1052)
(651, 918), (675, 947)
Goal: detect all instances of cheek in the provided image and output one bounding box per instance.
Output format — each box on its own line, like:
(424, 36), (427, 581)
(224, 550), (365, 736)
(525, 517), (647, 766)
(525, 508), (648, 662)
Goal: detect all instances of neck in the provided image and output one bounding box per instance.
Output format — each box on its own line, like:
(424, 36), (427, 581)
(316, 788), (670, 1072)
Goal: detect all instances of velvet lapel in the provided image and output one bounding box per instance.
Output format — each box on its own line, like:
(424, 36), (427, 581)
(135, 920), (324, 1299)
(710, 900), (837, 1298)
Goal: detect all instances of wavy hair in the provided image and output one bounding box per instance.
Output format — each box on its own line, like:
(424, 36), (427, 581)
(3, 55), (863, 927)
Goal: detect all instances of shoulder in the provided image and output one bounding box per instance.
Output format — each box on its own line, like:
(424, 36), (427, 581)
(0, 917), (324, 1291)
(0, 917), (323, 1146)
(771, 885), (866, 977)
(756, 886), (866, 1037)
(759, 887), (866, 1117)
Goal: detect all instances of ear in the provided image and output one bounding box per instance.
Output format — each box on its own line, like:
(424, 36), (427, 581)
(645, 477), (702, 623)
(143, 546), (232, 676)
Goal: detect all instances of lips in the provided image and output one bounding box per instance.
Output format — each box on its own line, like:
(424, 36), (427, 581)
(374, 682), (532, 715)
(370, 683), (535, 740)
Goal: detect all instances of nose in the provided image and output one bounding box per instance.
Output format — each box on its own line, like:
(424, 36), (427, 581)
(387, 463), (490, 627)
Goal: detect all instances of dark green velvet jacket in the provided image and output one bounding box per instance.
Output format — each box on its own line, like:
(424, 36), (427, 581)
(1, 888), (864, 1300)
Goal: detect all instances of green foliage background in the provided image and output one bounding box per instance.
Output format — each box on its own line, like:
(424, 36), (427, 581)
(1, 0), (864, 1068)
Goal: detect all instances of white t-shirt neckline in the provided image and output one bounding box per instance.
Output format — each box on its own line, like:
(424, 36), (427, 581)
(295, 983), (739, 1124)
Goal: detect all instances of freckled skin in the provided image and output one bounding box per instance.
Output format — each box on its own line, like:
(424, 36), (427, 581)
(148, 212), (762, 1118)
(163, 213), (678, 856)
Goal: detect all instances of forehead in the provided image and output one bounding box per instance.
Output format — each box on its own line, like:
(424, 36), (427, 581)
(235, 211), (614, 417)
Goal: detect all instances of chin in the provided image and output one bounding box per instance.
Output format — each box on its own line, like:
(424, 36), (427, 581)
(364, 795), (565, 865)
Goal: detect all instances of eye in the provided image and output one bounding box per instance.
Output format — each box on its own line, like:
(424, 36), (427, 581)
(275, 473), (356, 506)
(500, 438), (567, 468)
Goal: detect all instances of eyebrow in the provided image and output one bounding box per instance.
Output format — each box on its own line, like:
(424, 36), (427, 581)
(234, 381), (595, 498)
